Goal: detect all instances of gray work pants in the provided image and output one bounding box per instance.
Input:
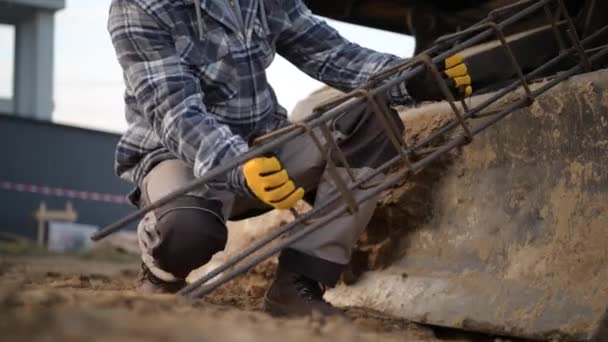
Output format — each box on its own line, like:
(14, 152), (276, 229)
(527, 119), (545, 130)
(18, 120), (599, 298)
(137, 105), (404, 285)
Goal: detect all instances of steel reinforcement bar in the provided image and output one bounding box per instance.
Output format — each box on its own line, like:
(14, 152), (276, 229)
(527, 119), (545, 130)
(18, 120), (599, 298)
(91, 0), (608, 299)
(91, 0), (554, 242)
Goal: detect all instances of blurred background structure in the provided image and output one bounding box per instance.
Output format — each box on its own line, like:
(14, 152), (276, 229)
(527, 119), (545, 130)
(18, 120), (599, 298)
(0, 0), (64, 118)
(0, 0), (133, 246)
(0, 0), (412, 248)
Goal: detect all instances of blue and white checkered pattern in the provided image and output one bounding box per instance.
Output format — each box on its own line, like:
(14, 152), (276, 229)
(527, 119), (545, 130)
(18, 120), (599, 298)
(108, 0), (412, 201)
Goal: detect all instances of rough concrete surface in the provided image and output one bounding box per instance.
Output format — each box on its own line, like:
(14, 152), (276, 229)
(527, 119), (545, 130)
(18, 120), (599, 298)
(327, 70), (608, 341)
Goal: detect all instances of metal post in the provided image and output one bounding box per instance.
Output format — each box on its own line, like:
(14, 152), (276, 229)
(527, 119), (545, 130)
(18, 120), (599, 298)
(14, 10), (56, 119)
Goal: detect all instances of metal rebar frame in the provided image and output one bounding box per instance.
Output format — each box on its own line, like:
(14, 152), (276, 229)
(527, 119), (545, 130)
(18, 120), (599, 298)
(91, 0), (608, 299)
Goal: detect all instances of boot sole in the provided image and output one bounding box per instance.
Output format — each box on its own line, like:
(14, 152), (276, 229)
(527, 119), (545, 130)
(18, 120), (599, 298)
(263, 295), (344, 318)
(263, 296), (300, 318)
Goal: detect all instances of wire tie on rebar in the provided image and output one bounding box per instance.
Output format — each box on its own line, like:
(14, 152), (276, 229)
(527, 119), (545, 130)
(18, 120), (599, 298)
(294, 123), (359, 214)
(416, 54), (475, 144)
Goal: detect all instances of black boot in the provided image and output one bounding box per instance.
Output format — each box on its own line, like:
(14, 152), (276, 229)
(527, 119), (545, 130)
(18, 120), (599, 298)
(137, 263), (186, 294)
(263, 265), (341, 317)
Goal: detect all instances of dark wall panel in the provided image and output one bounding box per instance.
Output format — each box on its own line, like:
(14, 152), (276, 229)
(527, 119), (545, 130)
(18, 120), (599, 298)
(0, 115), (136, 240)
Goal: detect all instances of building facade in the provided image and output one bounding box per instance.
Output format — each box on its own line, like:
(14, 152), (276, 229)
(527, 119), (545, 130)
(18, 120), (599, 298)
(0, 1), (135, 242)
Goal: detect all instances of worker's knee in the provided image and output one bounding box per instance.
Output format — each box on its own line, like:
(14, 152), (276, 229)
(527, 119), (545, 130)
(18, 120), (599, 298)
(150, 196), (228, 279)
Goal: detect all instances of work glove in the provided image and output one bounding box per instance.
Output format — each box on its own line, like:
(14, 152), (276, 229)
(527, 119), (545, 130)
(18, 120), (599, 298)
(407, 54), (473, 102)
(242, 156), (304, 210)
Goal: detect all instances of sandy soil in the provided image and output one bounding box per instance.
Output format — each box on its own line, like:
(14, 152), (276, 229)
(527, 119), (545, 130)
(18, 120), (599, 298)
(0, 93), (509, 342)
(0, 253), (515, 342)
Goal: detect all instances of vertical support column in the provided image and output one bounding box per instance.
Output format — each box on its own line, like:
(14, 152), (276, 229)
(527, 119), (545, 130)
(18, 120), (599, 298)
(14, 10), (55, 120)
(0, 23), (15, 113)
(0, 99), (13, 113)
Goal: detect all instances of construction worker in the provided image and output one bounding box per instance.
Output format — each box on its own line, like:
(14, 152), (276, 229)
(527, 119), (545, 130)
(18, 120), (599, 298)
(108, 0), (472, 317)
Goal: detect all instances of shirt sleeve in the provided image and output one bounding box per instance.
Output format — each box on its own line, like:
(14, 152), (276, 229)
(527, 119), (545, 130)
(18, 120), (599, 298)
(275, 0), (413, 105)
(108, 1), (249, 192)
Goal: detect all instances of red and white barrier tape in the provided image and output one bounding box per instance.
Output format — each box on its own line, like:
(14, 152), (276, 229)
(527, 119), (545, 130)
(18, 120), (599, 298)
(0, 181), (129, 204)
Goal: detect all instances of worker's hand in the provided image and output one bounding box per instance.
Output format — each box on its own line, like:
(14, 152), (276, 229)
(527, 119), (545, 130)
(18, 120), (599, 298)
(242, 157), (304, 210)
(443, 55), (473, 98)
(407, 54), (473, 101)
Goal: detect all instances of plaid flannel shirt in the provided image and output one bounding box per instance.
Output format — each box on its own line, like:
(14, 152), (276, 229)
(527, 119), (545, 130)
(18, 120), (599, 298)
(108, 0), (412, 203)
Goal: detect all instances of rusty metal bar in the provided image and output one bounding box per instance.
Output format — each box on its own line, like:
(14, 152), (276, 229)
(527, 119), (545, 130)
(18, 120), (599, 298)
(183, 38), (608, 299)
(179, 146), (403, 297)
(178, 0), (605, 299)
(487, 0), (543, 19)
(180, 2), (607, 297)
(435, 0), (550, 45)
(489, 22), (535, 100)
(185, 42), (608, 299)
(94, 0), (608, 302)
(460, 99), (471, 114)
(296, 122), (359, 214)
(581, 0), (598, 38)
(371, 0), (554, 98)
(544, 4), (568, 52)
(586, 43), (608, 54)
(416, 54), (475, 142)
(557, 0), (593, 71)
(354, 90), (413, 168)
(375, 93), (412, 154)
(318, 123), (357, 182)
(368, 57), (423, 84)
(414, 23), (608, 148)
(92, 0), (561, 241)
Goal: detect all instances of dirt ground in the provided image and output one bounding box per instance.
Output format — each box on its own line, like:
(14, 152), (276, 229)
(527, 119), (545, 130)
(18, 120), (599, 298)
(0, 251), (519, 342)
(0, 87), (528, 342)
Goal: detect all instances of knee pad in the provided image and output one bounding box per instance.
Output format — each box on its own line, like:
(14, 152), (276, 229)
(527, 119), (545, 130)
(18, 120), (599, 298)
(151, 196), (227, 279)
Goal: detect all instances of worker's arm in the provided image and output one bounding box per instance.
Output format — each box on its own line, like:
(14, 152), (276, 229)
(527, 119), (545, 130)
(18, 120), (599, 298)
(276, 0), (472, 104)
(275, 0), (407, 102)
(108, 1), (248, 192)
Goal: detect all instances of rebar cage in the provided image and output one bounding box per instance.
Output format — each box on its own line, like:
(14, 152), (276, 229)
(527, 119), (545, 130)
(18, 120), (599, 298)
(92, 0), (608, 299)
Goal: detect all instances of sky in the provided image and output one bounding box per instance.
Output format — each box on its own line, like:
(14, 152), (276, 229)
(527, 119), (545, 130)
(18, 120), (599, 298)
(0, 24), (13, 99)
(0, 0), (414, 133)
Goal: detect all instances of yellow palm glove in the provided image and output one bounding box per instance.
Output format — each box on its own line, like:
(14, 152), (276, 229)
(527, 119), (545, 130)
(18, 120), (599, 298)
(243, 157), (304, 210)
(444, 55), (473, 98)
(407, 54), (474, 101)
